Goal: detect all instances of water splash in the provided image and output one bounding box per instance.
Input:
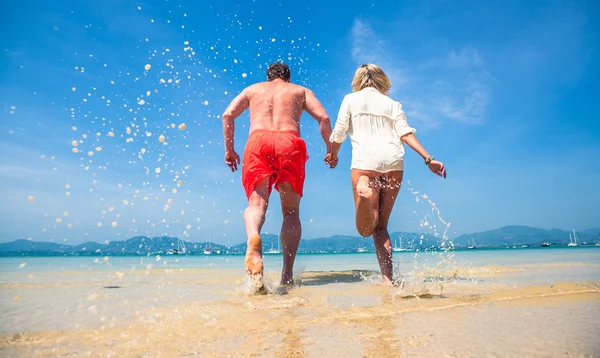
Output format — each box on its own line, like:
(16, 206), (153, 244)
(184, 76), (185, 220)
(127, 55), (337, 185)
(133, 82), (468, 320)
(389, 181), (463, 298)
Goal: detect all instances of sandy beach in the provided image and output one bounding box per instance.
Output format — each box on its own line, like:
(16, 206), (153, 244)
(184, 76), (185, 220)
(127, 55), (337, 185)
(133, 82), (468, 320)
(1, 248), (599, 357)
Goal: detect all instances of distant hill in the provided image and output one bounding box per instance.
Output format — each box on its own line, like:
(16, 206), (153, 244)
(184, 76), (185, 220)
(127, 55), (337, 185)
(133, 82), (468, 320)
(581, 228), (600, 236)
(0, 239), (72, 253)
(453, 225), (598, 247)
(0, 226), (598, 256)
(0, 236), (227, 256)
(229, 232), (437, 253)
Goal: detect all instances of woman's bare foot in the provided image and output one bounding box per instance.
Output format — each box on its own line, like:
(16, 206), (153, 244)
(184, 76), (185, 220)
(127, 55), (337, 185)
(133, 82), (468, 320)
(356, 175), (373, 199)
(244, 234), (264, 288)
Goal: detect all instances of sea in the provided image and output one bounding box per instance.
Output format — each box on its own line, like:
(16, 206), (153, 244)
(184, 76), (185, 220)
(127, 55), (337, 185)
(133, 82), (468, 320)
(1, 246), (599, 357)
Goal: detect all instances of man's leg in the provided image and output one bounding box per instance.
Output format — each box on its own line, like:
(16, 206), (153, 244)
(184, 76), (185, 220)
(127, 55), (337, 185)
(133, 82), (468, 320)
(244, 176), (271, 284)
(278, 182), (301, 285)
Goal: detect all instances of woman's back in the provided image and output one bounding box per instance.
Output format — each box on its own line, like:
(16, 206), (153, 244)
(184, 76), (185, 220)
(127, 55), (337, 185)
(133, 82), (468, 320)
(332, 87), (415, 172)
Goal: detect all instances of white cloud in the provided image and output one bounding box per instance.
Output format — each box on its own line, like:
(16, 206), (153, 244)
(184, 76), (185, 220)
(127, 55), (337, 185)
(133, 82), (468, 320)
(350, 19), (492, 126)
(350, 19), (406, 89)
(0, 165), (50, 179)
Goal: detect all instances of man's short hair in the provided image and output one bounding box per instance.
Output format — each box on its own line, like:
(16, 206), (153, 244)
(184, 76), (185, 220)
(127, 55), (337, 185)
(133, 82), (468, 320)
(267, 63), (291, 82)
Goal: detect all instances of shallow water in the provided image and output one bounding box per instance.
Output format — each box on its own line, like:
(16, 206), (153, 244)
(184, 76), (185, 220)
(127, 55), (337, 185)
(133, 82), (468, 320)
(1, 247), (599, 357)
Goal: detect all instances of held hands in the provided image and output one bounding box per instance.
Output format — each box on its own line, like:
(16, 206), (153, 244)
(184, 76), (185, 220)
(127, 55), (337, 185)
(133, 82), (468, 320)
(324, 152), (338, 168)
(225, 150), (240, 172)
(428, 160), (447, 178)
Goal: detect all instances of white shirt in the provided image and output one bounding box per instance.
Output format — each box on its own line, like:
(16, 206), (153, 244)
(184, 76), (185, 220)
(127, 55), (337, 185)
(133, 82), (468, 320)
(330, 87), (416, 172)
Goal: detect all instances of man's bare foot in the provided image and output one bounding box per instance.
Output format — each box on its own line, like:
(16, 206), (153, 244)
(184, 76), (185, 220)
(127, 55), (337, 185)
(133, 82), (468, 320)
(381, 276), (394, 286)
(356, 175), (373, 199)
(245, 234), (264, 288)
(280, 275), (294, 287)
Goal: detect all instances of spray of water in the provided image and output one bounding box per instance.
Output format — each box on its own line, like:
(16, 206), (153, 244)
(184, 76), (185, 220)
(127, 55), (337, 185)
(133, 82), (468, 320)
(388, 180), (460, 298)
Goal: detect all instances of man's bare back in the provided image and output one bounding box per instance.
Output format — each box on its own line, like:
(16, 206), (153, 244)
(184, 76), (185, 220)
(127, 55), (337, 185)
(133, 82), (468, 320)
(223, 78), (330, 138)
(245, 79), (306, 134)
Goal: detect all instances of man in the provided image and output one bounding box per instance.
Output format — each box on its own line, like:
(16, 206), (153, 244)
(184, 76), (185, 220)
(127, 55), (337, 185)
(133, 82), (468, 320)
(222, 62), (332, 288)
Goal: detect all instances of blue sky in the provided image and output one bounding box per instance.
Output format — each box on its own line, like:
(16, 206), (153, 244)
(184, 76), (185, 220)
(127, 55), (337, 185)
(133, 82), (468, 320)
(1, 0), (598, 245)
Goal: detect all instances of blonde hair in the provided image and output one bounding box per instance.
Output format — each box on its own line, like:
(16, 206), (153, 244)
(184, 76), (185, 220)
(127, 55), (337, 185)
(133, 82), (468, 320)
(351, 64), (391, 95)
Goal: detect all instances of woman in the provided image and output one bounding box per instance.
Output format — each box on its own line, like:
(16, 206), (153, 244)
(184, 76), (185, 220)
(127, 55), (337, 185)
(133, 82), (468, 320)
(325, 64), (446, 285)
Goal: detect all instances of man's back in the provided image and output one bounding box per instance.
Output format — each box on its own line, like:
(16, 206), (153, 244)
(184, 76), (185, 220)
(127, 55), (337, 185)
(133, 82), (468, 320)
(246, 79), (306, 134)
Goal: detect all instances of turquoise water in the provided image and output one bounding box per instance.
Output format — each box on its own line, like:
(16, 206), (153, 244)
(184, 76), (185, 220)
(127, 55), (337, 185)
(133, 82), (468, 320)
(1, 246), (598, 347)
(2, 246), (598, 273)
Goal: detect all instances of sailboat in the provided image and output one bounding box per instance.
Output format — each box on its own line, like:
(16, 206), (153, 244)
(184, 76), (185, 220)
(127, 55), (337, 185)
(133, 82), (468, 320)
(467, 237), (477, 249)
(541, 240), (551, 247)
(167, 236), (186, 255)
(567, 229), (580, 247)
(392, 238), (409, 252)
(265, 240), (282, 254)
(356, 237), (368, 252)
(203, 234), (214, 254)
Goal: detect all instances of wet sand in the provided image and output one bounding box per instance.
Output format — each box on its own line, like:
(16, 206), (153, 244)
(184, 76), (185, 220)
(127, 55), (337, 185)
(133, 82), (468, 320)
(1, 255), (599, 357)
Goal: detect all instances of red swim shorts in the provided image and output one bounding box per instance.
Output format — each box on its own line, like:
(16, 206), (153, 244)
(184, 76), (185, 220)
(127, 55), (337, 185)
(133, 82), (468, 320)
(241, 130), (308, 199)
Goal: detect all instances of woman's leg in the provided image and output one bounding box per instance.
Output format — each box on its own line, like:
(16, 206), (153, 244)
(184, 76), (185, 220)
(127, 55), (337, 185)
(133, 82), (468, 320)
(372, 171), (403, 285)
(351, 170), (381, 237)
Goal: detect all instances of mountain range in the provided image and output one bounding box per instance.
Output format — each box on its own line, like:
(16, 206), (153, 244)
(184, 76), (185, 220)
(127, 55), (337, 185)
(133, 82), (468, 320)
(0, 226), (598, 256)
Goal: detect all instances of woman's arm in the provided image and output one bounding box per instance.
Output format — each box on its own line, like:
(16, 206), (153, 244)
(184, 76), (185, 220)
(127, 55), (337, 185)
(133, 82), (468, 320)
(401, 133), (447, 178)
(400, 133), (431, 160)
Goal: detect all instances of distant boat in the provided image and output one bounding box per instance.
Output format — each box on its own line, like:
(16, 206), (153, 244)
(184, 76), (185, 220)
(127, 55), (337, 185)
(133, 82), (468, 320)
(357, 237), (368, 252)
(467, 238), (477, 249)
(568, 230), (580, 247)
(167, 236), (186, 255)
(203, 235), (214, 254)
(265, 241), (281, 255)
(520, 244), (529, 248)
(392, 238), (409, 252)
(541, 241), (551, 247)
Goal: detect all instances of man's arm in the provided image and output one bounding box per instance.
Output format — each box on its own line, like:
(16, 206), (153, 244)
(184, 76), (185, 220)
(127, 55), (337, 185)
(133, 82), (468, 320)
(222, 89), (250, 152)
(221, 89), (250, 171)
(303, 89), (332, 152)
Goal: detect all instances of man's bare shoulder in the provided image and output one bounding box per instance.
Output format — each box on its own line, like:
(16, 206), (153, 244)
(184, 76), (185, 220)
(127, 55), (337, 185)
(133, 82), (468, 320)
(244, 82), (264, 93)
(288, 82), (310, 93)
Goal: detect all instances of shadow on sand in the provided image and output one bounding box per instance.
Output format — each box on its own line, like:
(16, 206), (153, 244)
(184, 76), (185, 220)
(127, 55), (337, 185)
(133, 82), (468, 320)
(299, 270), (374, 286)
